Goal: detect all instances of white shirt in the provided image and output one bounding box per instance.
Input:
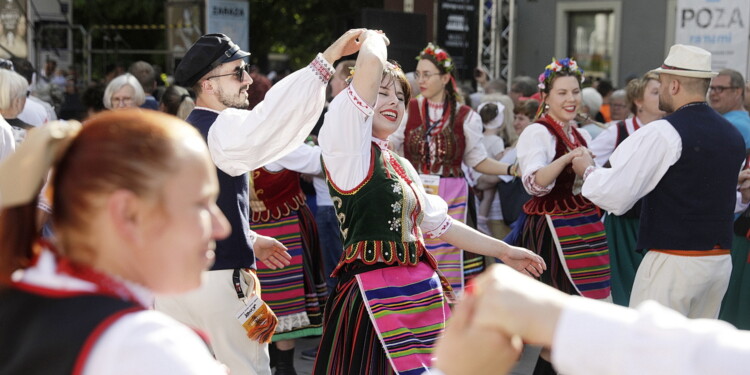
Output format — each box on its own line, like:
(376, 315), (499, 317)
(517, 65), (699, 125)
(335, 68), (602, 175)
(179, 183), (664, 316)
(388, 97), (488, 170)
(14, 251), (226, 375)
(320, 85), (452, 238)
(516, 122), (592, 195)
(207, 54), (334, 177)
(18, 96), (54, 126)
(0, 117), (15, 161)
(262, 143), (321, 174)
(583, 119), (749, 215)
(313, 176), (334, 206)
(589, 117), (644, 167)
(552, 298), (750, 375)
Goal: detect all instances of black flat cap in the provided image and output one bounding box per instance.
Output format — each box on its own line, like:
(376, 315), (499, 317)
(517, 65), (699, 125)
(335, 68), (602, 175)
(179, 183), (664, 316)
(174, 33), (250, 87)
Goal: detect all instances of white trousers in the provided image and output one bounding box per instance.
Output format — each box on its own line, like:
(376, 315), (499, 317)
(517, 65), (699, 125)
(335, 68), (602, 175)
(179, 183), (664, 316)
(629, 251), (732, 319)
(155, 269), (271, 375)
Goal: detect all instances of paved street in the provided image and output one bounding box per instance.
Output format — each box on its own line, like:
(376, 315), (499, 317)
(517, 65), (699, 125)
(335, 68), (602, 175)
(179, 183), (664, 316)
(289, 337), (539, 374)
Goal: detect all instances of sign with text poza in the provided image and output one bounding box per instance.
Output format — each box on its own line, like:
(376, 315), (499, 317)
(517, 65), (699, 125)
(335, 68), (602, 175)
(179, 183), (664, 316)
(675, 0), (750, 77)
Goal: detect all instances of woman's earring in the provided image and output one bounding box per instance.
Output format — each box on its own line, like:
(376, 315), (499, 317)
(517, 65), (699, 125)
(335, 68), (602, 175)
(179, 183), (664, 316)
(544, 104), (550, 111)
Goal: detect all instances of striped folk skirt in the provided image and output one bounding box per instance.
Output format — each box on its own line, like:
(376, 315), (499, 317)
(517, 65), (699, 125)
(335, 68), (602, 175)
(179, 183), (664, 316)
(250, 206), (327, 341)
(313, 261), (449, 375)
(521, 207), (611, 300)
(424, 176), (484, 294)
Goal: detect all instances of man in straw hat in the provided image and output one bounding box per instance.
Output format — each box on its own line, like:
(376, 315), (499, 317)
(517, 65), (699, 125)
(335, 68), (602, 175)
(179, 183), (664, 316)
(570, 44), (745, 319)
(153, 30), (366, 375)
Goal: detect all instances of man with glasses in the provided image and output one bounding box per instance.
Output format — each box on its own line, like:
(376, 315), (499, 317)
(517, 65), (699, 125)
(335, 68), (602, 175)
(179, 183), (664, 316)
(709, 69), (750, 152)
(154, 31), (365, 375)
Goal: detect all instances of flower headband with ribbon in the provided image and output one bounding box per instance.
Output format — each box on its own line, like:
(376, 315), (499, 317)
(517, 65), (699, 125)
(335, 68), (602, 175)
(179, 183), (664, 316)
(0, 120), (82, 209)
(537, 57), (585, 91)
(417, 43), (453, 73)
(345, 61), (404, 85)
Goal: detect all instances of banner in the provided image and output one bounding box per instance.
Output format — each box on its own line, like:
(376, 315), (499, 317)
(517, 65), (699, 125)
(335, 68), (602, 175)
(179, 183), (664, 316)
(166, 1), (204, 57)
(206, 0), (249, 52)
(0, 0), (28, 59)
(437, 0), (479, 80)
(675, 0), (750, 76)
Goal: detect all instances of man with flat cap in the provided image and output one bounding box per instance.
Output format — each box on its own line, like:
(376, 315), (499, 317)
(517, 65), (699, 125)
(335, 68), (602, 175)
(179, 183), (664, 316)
(570, 44), (745, 319)
(155, 30), (365, 374)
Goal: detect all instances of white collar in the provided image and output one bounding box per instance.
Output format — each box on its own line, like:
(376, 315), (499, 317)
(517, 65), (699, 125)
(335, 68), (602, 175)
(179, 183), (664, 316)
(372, 137), (389, 150)
(15, 249), (155, 308)
(194, 106), (221, 114)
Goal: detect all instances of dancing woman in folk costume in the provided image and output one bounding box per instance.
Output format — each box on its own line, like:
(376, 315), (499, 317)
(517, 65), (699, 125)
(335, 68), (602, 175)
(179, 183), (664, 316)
(0, 111), (231, 374)
(314, 30), (545, 375)
(516, 58), (611, 302)
(588, 72), (665, 306)
(248, 143), (328, 373)
(389, 43), (519, 294)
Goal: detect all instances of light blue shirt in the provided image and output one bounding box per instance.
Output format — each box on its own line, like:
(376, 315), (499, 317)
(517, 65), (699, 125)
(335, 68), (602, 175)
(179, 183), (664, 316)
(723, 110), (750, 150)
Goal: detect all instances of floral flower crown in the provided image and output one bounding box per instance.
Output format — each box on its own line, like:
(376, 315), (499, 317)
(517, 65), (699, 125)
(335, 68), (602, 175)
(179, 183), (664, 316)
(537, 57), (584, 90)
(417, 43), (453, 73)
(345, 61), (403, 85)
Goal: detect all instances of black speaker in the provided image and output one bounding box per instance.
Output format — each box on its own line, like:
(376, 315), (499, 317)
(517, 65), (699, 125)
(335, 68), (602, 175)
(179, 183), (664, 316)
(361, 8), (427, 72)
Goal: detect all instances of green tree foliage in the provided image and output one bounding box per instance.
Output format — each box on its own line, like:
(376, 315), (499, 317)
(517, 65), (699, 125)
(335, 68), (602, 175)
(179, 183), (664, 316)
(71, 0), (384, 77)
(249, 0), (382, 71)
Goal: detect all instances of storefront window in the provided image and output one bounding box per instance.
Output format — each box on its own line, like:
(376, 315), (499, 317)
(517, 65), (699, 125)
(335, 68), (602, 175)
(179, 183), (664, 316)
(567, 11), (615, 81)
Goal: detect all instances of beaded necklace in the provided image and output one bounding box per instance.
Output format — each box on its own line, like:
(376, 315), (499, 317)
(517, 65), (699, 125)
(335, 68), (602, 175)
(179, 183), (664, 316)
(540, 114), (583, 150)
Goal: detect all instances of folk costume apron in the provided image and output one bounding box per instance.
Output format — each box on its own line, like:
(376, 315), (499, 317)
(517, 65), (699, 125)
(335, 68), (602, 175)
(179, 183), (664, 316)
(403, 98), (484, 293)
(249, 168), (327, 340)
(315, 144), (450, 375)
(521, 115), (611, 299)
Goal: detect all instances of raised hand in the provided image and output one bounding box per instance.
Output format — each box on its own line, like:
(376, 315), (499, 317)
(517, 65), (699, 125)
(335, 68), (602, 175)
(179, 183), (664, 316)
(322, 28), (367, 64)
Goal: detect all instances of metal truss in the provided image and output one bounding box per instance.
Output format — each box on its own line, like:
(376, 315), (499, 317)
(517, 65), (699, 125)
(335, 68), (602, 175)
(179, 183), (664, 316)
(477, 0), (515, 89)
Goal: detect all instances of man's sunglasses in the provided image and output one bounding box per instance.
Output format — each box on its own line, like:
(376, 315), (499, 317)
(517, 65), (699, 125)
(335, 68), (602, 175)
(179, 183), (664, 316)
(206, 64), (251, 82)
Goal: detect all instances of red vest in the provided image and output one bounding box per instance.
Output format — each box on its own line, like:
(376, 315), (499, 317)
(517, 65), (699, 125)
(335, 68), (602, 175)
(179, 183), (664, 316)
(403, 99), (471, 177)
(250, 168), (306, 223)
(522, 117), (595, 215)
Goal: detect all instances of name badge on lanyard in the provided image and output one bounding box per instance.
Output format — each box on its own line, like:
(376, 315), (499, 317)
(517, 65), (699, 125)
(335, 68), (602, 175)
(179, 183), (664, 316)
(419, 174), (440, 195)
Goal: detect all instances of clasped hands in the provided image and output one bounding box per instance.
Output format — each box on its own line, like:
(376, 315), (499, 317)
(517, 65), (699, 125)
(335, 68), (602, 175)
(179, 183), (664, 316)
(434, 265), (569, 375)
(568, 146), (595, 177)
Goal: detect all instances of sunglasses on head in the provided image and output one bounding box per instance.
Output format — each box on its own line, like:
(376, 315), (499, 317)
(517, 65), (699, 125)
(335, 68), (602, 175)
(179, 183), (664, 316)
(206, 64), (250, 82)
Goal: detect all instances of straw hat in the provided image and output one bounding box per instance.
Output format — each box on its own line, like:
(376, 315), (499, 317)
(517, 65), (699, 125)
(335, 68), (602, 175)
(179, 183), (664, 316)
(651, 44), (718, 78)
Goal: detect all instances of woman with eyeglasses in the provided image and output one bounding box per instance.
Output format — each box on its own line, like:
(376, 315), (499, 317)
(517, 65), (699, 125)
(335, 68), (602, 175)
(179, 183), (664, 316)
(103, 73), (145, 110)
(389, 44), (520, 295)
(587, 72), (665, 307)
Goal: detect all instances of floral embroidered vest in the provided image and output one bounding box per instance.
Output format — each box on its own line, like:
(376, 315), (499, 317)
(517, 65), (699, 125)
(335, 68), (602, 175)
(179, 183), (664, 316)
(403, 99), (470, 177)
(249, 168), (307, 223)
(522, 117), (595, 215)
(324, 143), (439, 276)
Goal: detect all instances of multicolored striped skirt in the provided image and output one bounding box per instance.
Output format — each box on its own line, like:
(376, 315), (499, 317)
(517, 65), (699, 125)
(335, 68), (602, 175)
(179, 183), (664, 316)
(313, 261), (449, 375)
(521, 207), (611, 300)
(250, 206), (327, 341)
(424, 176), (484, 294)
